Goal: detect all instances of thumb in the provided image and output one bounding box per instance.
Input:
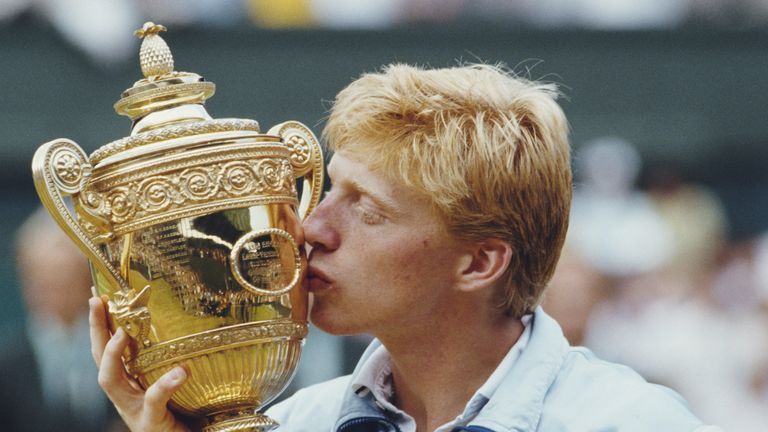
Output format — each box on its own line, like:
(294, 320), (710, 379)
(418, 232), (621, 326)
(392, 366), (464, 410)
(143, 366), (187, 427)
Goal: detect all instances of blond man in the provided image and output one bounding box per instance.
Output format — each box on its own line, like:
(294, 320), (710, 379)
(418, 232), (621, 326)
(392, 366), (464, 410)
(91, 64), (717, 431)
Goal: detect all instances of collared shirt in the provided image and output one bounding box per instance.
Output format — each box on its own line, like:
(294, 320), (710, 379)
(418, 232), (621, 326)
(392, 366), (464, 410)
(267, 308), (717, 432)
(349, 316), (532, 432)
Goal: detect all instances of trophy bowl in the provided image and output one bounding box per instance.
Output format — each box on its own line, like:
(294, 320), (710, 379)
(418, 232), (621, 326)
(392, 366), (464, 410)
(31, 23), (323, 432)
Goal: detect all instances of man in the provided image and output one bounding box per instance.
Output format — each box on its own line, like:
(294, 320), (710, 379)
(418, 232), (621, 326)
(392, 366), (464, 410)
(90, 64), (718, 431)
(0, 208), (119, 432)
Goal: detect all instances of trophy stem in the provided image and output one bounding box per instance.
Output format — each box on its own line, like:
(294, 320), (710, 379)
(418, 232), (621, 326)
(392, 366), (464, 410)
(203, 409), (278, 432)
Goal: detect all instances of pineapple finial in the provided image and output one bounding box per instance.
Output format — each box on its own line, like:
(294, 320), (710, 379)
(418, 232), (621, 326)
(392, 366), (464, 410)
(135, 22), (174, 79)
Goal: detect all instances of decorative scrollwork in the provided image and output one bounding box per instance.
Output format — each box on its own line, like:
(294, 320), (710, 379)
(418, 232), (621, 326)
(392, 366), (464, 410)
(83, 151), (297, 234)
(50, 147), (90, 193)
(76, 189), (114, 238)
(138, 177), (177, 212)
(32, 139), (130, 292)
(268, 121), (318, 177)
(109, 285), (153, 348)
(90, 119), (260, 164)
(107, 187), (137, 222)
(125, 321), (307, 374)
(255, 159), (285, 191)
(221, 162), (256, 195)
(267, 121), (324, 219)
(55, 153), (81, 184)
(287, 135), (310, 167)
(179, 167), (218, 199)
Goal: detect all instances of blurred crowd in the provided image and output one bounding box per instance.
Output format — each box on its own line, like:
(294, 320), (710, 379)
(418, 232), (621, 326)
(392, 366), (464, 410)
(544, 137), (768, 431)
(0, 208), (123, 431)
(2, 0), (768, 66)
(5, 138), (766, 431)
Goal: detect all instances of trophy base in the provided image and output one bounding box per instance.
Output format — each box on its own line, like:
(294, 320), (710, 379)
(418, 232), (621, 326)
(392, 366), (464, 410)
(203, 410), (278, 432)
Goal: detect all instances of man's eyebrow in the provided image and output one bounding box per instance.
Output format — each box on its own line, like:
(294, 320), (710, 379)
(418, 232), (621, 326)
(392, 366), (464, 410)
(345, 178), (402, 215)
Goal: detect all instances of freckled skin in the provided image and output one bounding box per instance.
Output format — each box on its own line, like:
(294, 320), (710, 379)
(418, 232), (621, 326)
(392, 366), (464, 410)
(303, 153), (467, 339)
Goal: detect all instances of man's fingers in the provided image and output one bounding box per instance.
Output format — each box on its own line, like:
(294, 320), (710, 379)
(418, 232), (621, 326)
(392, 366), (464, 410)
(98, 327), (139, 403)
(89, 296), (110, 365)
(143, 367), (187, 426)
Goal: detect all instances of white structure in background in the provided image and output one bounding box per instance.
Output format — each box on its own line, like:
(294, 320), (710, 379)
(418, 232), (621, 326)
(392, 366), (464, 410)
(36, 0), (140, 67)
(310, 0), (403, 29)
(568, 136), (675, 277)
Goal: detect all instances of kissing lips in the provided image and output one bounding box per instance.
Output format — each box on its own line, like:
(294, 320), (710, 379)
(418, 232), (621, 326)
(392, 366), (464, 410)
(307, 265), (332, 292)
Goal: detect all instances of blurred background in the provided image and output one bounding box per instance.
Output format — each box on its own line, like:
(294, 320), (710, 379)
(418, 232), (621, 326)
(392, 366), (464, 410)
(1, 0), (767, 430)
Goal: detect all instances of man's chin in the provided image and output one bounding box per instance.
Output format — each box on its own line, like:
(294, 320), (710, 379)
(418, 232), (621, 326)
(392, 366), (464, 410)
(308, 307), (361, 337)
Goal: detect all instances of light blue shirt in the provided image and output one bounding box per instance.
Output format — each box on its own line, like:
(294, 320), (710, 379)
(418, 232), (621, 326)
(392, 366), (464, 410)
(267, 307), (720, 432)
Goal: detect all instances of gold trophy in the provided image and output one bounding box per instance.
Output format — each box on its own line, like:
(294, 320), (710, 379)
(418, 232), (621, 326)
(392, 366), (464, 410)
(31, 22), (323, 432)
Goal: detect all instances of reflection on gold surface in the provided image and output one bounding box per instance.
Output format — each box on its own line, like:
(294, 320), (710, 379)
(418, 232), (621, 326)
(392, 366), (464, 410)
(32, 22), (322, 432)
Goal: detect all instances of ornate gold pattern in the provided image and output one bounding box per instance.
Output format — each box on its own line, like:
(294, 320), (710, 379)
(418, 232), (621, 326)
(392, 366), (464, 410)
(32, 139), (129, 291)
(113, 81), (216, 121)
(267, 121), (324, 218)
(82, 147), (298, 235)
(126, 321), (307, 374)
(90, 119), (260, 164)
(136, 22), (173, 78)
(287, 135), (310, 167)
(119, 195), (298, 237)
(138, 336), (302, 422)
(109, 285), (153, 347)
(204, 412), (277, 432)
(32, 22), (321, 432)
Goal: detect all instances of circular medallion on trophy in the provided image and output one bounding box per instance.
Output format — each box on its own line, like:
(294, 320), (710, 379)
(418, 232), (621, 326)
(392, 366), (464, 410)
(230, 228), (301, 297)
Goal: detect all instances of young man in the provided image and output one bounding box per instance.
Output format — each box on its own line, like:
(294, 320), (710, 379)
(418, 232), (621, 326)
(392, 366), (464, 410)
(90, 64), (718, 431)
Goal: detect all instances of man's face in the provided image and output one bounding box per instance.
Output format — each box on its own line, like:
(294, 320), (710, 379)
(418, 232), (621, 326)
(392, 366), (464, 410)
(303, 152), (467, 337)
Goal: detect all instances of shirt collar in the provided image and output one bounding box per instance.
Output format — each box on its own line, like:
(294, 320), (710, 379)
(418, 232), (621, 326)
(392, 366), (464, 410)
(349, 314), (534, 424)
(350, 344), (404, 415)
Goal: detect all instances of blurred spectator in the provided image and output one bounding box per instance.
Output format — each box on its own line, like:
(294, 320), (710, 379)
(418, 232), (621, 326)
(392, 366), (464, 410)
(646, 164), (727, 285)
(568, 136), (675, 278)
(0, 0), (27, 22)
(139, 0), (245, 27)
(4, 0), (768, 66)
(585, 288), (768, 430)
(545, 136), (768, 430)
(568, 0), (691, 29)
(543, 247), (609, 346)
(11, 0), (141, 67)
(0, 208), (121, 431)
(400, 0), (464, 24)
(247, 0), (315, 28)
(309, 0), (402, 29)
(39, 0), (139, 67)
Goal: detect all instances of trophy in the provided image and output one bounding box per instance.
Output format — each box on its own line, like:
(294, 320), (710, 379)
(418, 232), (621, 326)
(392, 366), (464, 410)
(31, 22), (323, 432)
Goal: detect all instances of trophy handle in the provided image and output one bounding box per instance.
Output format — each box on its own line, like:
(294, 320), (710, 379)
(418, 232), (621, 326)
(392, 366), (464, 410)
(268, 121), (324, 220)
(31, 139), (130, 292)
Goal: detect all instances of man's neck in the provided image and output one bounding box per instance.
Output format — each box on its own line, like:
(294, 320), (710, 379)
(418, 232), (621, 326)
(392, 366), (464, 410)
(377, 310), (524, 431)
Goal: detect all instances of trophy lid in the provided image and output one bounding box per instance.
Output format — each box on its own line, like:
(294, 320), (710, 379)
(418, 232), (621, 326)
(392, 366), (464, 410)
(114, 22), (216, 121)
(91, 22), (262, 166)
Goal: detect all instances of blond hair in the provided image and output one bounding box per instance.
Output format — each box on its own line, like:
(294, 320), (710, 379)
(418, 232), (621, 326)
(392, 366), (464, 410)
(325, 64), (572, 317)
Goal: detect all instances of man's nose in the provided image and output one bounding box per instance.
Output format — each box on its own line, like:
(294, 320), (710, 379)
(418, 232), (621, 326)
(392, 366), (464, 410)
(303, 197), (340, 252)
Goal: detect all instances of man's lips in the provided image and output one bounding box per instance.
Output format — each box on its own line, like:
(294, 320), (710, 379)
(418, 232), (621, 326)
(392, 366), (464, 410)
(307, 265), (332, 292)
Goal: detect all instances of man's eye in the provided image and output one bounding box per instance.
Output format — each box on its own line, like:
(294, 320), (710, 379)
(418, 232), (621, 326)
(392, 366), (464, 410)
(355, 205), (384, 225)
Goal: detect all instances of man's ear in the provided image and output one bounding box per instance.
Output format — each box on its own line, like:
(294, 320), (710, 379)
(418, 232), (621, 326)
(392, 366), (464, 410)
(455, 238), (513, 293)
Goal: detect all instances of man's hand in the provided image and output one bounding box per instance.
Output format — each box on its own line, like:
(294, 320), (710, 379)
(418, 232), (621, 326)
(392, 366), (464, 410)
(89, 296), (191, 432)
